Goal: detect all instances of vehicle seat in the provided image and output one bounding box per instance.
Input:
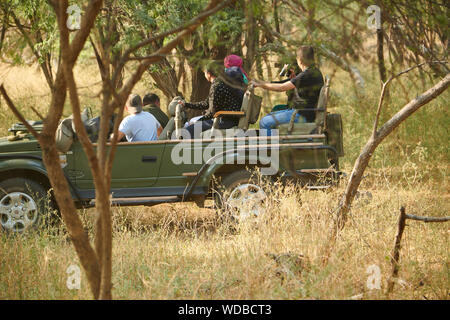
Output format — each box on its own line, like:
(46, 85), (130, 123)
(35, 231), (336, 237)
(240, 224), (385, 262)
(158, 97), (186, 140)
(201, 85), (262, 138)
(277, 76), (330, 135)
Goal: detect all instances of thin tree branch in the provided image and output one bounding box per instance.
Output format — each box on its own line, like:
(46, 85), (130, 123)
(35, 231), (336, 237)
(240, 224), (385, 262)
(30, 106), (45, 121)
(372, 61), (448, 136)
(405, 214), (450, 223)
(67, 0), (104, 65)
(0, 85), (40, 139)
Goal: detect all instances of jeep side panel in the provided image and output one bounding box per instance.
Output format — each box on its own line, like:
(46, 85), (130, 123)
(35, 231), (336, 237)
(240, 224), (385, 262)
(70, 141), (167, 194)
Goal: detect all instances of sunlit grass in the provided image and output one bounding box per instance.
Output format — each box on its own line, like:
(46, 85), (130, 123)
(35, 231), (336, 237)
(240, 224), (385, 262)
(0, 176), (448, 299)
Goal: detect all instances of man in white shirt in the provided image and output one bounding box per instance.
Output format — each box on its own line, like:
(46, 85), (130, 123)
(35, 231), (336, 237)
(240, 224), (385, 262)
(112, 94), (162, 142)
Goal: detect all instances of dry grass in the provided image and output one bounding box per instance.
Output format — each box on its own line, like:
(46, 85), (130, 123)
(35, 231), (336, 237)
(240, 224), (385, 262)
(0, 178), (448, 300)
(0, 60), (448, 300)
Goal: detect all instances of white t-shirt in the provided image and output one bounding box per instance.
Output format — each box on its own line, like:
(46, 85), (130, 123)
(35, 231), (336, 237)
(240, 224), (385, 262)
(119, 111), (161, 142)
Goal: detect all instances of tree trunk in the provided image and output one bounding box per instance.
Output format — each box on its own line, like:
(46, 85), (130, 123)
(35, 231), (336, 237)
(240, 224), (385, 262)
(190, 67), (210, 100)
(244, 0), (258, 72)
(41, 140), (102, 298)
(148, 58), (182, 101)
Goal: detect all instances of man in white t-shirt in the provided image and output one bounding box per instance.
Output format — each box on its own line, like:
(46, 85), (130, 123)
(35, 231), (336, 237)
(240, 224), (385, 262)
(111, 94), (162, 142)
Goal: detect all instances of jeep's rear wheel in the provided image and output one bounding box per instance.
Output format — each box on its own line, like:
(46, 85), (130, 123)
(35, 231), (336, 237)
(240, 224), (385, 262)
(215, 170), (267, 222)
(0, 178), (54, 233)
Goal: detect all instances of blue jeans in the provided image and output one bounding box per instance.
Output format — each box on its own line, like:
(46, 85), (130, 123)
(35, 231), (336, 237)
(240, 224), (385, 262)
(259, 109), (306, 134)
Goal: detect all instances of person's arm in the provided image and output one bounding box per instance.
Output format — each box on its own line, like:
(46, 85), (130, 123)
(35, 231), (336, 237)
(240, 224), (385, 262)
(110, 130), (125, 142)
(252, 79), (295, 92)
(184, 98), (209, 110)
(271, 78), (291, 84)
(111, 118), (128, 142)
(157, 123), (163, 137)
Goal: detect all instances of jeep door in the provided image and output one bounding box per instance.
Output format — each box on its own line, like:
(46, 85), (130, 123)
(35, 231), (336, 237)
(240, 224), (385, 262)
(71, 141), (165, 194)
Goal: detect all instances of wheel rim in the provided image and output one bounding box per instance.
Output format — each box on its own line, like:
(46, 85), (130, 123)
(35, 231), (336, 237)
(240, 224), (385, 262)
(225, 183), (267, 221)
(0, 192), (38, 232)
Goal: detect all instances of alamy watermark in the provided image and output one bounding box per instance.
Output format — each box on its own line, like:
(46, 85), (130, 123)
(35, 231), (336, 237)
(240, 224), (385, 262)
(66, 264), (81, 290)
(170, 125), (280, 176)
(67, 4), (82, 31)
(366, 264), (382, 290)
(367, 5), (381, 30)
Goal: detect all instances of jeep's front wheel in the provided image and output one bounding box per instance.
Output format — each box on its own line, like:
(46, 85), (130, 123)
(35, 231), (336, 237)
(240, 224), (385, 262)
(215, 170), (267, 222)
(0, 178), (54, 233)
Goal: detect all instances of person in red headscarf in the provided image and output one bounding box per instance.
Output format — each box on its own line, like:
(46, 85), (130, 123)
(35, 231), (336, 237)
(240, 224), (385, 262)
(224, 54), (249, 85)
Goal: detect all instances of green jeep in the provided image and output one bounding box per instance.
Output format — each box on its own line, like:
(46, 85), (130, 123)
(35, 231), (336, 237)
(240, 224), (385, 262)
(0, 81), (344, 233)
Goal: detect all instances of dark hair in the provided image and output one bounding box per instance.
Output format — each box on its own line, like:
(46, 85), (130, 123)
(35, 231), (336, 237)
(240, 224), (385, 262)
(143, 93), (160, 106)
(204, 60), (222, 77)
(127, 94), (143, 113)
(297, 46), (315, 65)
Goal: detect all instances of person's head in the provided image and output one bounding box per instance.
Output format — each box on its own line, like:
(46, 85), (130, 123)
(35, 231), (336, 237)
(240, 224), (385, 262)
(143, 93), (160, 108)
(296, 45), (315, 68)
(204, 68), (216, 83)
(224, 54), (248, 85)
(204, 62), (220, 83)
(126, 94), (143, 114)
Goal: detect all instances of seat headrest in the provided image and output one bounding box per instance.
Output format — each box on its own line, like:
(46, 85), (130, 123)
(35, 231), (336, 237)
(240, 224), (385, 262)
(167, 96), (184, 116)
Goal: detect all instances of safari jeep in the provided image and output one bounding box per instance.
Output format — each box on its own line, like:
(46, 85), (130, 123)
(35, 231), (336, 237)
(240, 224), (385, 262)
(0, 80), (344, 233)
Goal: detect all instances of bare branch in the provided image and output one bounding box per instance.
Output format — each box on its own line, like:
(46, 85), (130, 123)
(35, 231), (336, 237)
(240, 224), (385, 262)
(318, 45), (365, 88)
(124, 0), (234, 58)
(68, 0), (104, 65)
(30, 106), (45, 121)
(372, 61), (448, 136)
(112, 0), (236, 84)
(8, 10), (54, 90)
(405, 214), (450, 223)
(386, 206), (407, 295)
(0, 85), (40, 139)
(386, 206), (449, 295)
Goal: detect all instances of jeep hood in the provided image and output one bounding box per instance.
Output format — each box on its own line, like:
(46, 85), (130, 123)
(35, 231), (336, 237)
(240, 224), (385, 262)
(0, 135), (41, 154)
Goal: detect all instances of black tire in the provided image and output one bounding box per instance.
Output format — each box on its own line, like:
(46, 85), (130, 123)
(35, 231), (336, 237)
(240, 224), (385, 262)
(214, 170), (268, 222)
(0, 178), (55, 233)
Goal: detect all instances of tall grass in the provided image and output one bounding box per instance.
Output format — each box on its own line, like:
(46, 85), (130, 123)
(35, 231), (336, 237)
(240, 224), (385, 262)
(0, 180), (448, 299)
(0, 61), (448, 300)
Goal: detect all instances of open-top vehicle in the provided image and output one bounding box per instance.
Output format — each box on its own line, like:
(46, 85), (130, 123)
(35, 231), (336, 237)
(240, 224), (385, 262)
(0, 80), (344, 233)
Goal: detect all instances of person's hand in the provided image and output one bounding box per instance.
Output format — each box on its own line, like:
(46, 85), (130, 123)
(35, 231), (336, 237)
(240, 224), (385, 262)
(251, 79), (263, 88)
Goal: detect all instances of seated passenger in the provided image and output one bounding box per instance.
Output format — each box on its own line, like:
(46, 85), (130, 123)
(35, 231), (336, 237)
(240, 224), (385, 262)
(252, 46), (324, 130)
(181, 62), (245, 138)
(224, 54), (249, 86)
(143, 93), (169, 128)
(112, 94), (162, 142)
(270, 62), (302, 112)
